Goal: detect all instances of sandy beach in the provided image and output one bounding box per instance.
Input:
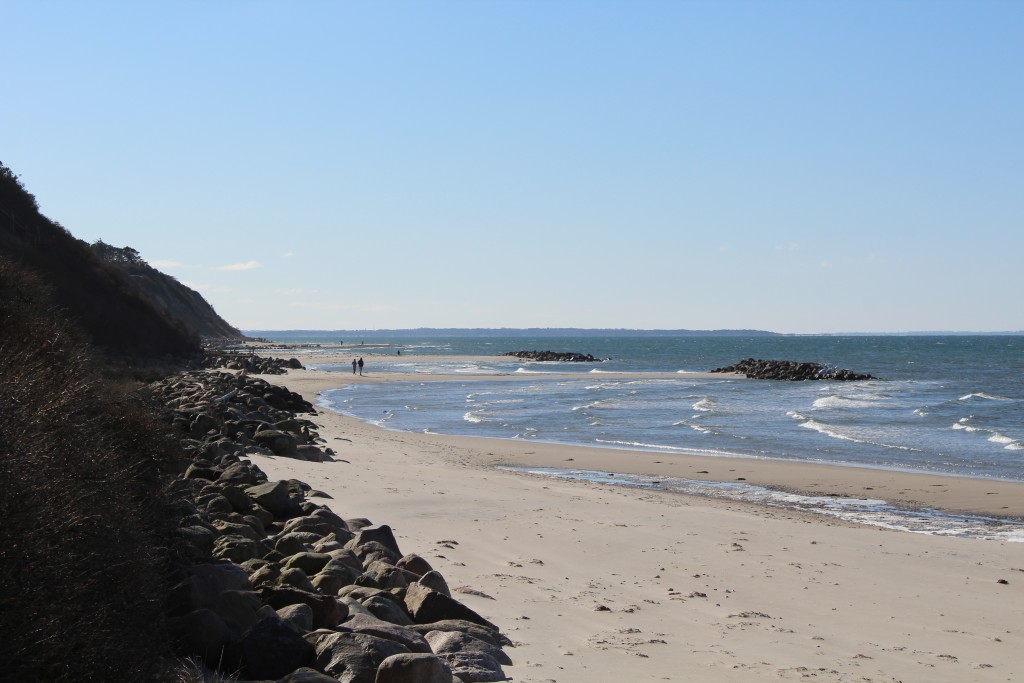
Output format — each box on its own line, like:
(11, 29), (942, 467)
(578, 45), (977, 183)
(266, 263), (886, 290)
(246, 353), (1024, 682)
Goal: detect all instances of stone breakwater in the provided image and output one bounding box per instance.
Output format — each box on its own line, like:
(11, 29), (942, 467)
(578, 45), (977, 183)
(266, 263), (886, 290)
(149, 370), (512, 682)
(502, 350), (605, 362)
(203, 352), (305, 375)
(710, 358), (875, 381)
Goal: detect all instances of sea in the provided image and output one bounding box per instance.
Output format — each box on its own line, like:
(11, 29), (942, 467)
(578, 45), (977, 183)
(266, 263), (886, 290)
(250, 332), (1024, 541)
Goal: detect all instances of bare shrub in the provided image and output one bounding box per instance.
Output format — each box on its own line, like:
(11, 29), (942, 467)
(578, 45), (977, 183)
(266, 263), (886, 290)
(0, 258), (181, 681)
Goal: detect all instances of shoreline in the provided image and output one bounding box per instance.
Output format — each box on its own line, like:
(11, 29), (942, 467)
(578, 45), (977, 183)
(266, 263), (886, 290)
(264, 352), (1024, 519)
(245, 359), (1024, 683)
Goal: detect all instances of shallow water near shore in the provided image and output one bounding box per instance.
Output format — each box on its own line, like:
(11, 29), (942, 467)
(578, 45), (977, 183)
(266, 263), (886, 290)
(498, 466), (1024, 542)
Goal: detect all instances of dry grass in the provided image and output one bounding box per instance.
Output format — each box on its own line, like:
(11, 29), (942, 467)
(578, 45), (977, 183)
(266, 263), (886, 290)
(0, 258), (183, 681)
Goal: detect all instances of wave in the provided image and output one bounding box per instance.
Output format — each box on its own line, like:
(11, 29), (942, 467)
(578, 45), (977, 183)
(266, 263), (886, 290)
(692, 398), (715, 412)
(463, 411), (484, 423)
(959, 392), (1013, 402)
(812, 394), (887, 410)
(797, 417), (922, 452)
(594, 438), (686, 452)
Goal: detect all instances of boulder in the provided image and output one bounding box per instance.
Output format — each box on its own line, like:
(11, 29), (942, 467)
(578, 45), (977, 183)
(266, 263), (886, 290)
(425, 630), (512, 666)
(260, 586), (347, 629)
(276, 602), (315, 633)
(337, 613), (431, 653)
(349, 525), (403, 557)
(279, 567), (317, 593)
(309, 631), (411, 683)
(407, 620), (511, 649)
(240, 614), (315, 679)
(403, 584), (497, 631)
(279, 667), (341, 683)
(362, 594), (414, 626)
(213, 534), (265, 563)
(418, 571), (451, 598)
(169, 562), (253, 614)
(283, 552), (333, 575)
(439, 651), (508, 682)
(375, 653), (453, 683)
(396, 553), (434, 577)
(276, 531), (325, 556)
(211, 590), (264, 632)
(246, 480), (302, 518)
(219, 461), (265, 486)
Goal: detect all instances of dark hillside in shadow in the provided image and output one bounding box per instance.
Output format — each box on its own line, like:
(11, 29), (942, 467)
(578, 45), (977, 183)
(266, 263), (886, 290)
(0, 163), (204, 360)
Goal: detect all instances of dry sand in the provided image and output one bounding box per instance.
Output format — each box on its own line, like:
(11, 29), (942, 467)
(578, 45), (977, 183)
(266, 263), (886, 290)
(246, 354), (1024, 682)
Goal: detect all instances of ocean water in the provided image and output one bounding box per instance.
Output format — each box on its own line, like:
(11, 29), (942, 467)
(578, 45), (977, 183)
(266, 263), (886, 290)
(299, 335), (1024, 480)
(258, 333), (1024, 539)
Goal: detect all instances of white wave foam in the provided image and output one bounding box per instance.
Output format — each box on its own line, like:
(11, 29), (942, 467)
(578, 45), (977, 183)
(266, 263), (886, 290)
(692, 398), (715, 412)
(800, 419), (921, 452)
(913, 408), (928, 416)
(1006, 442), (1024, 451)
(812, 394), (884, 410)
(594, 439), (685, 452)
(988, 433), (1015, 444)
(959, 392), (1012, 401)
(463, 411), (483, 423)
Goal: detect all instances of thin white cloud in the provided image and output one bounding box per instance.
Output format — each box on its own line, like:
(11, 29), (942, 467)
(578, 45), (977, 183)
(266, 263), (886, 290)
(182, 280), (209, 291)
(151, 259), (184, 268)
(283, 251), (296, 257)
(291, 301), (347, 311)
(218, 260), (262, 271)
(289, 301), (400, 313)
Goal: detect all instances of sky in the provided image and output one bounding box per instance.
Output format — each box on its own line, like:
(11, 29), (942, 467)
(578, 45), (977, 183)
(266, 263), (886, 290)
(3, 1), (1021, 334)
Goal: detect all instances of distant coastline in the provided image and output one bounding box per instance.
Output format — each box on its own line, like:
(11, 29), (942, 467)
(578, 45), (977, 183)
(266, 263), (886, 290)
(244, 327), (781, 338)
(244, 327), (1023, 338)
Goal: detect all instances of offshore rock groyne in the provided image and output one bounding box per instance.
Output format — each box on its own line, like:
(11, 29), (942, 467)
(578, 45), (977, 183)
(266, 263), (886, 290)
(711, 358), (875, 381)
(502, 350), (605, 362)
(150, 369), (512, 682)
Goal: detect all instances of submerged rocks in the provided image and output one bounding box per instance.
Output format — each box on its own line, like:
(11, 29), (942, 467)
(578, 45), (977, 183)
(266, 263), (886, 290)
(502, 350), (605, 362)
(711, 358), (875, 381)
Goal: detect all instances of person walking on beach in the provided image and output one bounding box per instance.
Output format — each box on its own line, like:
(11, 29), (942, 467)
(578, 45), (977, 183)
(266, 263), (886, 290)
(351, 358), (357, 374)
(358, 357), (364, 375)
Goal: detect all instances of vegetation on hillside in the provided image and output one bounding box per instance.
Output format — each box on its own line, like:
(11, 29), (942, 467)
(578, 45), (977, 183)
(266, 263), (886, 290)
(0, 162), (203, 360)
(0, 257), (183, 680)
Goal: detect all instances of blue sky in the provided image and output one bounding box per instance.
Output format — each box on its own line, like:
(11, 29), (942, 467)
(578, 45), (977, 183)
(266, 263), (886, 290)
(3, 1), (1021, 333)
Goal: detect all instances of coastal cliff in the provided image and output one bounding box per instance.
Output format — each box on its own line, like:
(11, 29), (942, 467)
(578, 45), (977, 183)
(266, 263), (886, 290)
(0, 162), (241, 361)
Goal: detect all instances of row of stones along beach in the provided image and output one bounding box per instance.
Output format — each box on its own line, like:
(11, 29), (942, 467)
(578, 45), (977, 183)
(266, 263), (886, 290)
(158, 352), (513, 683)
